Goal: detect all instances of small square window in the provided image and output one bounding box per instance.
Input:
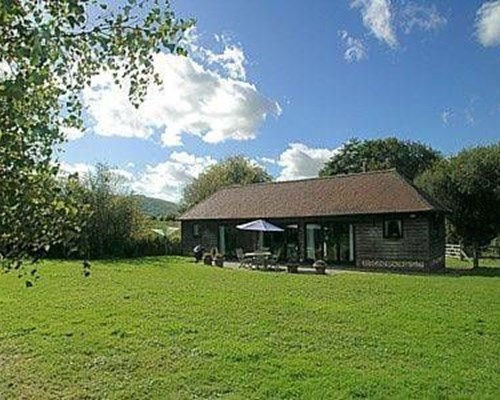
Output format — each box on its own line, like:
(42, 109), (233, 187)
(193, 223), (200, 238)
(383, 218), (403, 239)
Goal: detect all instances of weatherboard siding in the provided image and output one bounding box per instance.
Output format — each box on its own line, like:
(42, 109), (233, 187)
(181, 220), (218, 254)
(354, 213), (445, 270)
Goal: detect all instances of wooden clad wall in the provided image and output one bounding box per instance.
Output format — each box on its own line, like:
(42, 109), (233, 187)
(355, 214), (431, 269)
(181, 220), (218, 255)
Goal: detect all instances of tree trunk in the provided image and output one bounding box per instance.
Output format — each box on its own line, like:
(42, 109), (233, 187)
(472, 243), (480, 269)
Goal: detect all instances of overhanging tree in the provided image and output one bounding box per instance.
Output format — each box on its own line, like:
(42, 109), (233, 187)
(416, 144), (500, 268)
(0, 0), (193, 280)
(319, 137), (442, 181)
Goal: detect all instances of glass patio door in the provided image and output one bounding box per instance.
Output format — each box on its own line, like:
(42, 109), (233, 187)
(218, 225), (226, 255)
(324, 223), (354, 264)
(306, 224), (323, 261)
(218, 225), (238, 258)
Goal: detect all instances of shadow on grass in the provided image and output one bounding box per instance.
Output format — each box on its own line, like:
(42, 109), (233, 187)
(444, 267), (500, 278)
(78, 256), (186, 267)
(47, 257), (500, 278)
(331, 265), (500, 278)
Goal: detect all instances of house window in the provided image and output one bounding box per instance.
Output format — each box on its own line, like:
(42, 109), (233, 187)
(193, 223), (200, 238)
(383, 218), (403, 239)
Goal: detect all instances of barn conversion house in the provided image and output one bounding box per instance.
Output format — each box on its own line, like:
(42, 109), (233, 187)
(179, 170), (447, 271)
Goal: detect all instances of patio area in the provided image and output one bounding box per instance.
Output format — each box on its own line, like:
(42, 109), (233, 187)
(219, 249), (338, 275)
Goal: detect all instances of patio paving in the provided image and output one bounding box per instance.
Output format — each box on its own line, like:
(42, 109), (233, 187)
(219, 261), (350, 275)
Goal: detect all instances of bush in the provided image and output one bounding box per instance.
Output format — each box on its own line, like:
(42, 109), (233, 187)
(48, 165), (183, 260)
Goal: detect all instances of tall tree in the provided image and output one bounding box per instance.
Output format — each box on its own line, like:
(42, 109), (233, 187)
(182, 156), (272, 210)
(80, 165), (148, 259)
(0, 1), (193, 277)
(319, 137), (442, 181)
(416, 144), (500, 268)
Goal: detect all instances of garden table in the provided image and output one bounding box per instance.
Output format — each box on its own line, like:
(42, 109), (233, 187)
(244, 252), (272, 269)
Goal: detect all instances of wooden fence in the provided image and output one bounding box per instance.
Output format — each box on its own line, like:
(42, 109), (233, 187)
(447, 243), (500, 260)
(445, 244), (469, 260)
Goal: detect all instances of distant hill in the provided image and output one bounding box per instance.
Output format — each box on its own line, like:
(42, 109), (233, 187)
(132, 195), (179, 218)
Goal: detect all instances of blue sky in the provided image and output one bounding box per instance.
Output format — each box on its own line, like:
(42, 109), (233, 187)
(62, 0), (500, 201)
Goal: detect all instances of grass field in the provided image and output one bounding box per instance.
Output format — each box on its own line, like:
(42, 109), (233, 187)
(1, 257), (500, 399)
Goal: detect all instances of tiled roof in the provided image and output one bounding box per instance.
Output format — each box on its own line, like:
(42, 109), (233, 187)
(179, 169), (446, 220)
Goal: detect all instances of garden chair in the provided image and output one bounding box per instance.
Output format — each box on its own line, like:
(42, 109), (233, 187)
(236, 248), (251, 268)
(269, 248), (282, 271)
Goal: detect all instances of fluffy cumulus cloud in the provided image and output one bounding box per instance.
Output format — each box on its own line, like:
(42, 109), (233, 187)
(82, 33), (280, 147)
(399, 2), (447, 34)
(60, 151), (216, 202)
(339, 30), (368, 62)
(476, 1), (500, 47)
(131, 152), (217, 202)
(203, 39), (247, 80)
(350, 0), (398, 48)
(60, 143), (340, 201)
(276, 143), (339, 181)
(60, 161), (94, 176)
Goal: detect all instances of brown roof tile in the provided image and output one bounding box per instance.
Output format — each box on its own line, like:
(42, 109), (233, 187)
(179, 169), (446, 220)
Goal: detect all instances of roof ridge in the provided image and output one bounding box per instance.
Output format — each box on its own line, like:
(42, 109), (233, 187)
(221, 168), (398, 191)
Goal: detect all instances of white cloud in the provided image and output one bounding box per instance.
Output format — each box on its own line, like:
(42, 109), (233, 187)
(82, 33), (280, 147)
(349, 1), (446, 49)
(465, 107), (476, 126)
(61, 152), (217, 202)
(60, 162), (94, 176)
(204, 44), (246, 81)
(339, 30), (368, 63)
(476, 1), (500, 47)
(131, 152), (217, 202)
(61, 126), (85, 141)
(441, 109), (453, 125)
(83, 72), (152, 140)
(350, 0), (398, 48)
(259, 156), (277, 165)
(400, 2), (447, 34)
(110, 168), (135, 181)
(276, 143), (339, 181)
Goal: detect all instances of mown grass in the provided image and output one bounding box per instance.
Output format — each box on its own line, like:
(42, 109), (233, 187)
(1, 257), (500, 399)
(446, 257), (499, 269)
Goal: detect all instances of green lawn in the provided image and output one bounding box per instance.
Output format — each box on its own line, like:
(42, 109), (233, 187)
(445, 257), (500, 269)
(1, 258), (500, 399)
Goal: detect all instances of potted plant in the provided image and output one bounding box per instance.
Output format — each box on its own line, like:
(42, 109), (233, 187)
(213, 253), (224, 267)
(313, 260), (327, 275)
(203, 253), (213, 266)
